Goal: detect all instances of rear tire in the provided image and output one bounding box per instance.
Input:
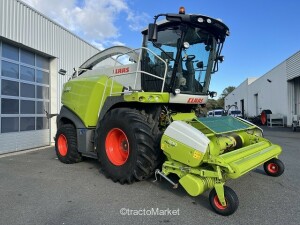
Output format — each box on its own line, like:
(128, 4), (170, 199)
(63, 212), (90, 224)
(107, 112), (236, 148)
(209, 186), (239, 216)
(264, 158), (284, 177)
(97, 108), (162, 184)
(55, 124), (82, 164)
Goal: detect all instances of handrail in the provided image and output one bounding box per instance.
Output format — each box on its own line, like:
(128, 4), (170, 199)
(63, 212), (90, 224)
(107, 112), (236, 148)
(109, 47), (168, 94)
(98, 47), (168, 116)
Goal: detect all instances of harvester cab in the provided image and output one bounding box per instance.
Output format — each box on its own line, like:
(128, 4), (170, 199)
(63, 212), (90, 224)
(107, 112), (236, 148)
(141, 8), (227, 99)
(55, 7), (284, 216)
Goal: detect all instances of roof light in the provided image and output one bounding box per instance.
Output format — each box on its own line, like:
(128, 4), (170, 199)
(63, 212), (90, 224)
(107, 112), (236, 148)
(175, 89), (181, 94)
(198, 17), (204, 23)
(179, 6), (185, 14)
(183, 42), (190, 49)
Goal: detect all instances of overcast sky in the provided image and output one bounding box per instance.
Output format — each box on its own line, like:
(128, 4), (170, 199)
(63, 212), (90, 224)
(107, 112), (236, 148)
(22, 0), (300, 95)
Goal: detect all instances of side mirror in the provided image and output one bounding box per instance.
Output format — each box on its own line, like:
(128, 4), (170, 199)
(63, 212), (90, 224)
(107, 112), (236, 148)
(209, 91), (217, 98)
(148, 23), (158, 42)
(217, 55), (225, 62)
(196, 61), (204, 69)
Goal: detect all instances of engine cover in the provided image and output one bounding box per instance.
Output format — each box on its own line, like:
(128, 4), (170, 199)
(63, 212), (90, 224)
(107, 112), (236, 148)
(161, 121), (210, 167)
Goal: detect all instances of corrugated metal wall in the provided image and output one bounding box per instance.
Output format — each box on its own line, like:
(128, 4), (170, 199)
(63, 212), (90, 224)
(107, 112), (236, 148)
(0, 0), (99, 109)
(294, 77), (300, 115)
(0, 0), (100, 153)
(287, 50), (300, 81)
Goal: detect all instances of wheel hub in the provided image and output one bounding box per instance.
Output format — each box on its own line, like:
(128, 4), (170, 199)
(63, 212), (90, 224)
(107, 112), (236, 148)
(121, 140), (128, 151)
(213, 196), (227, 210)
(105, 128), (130, 166)
(268, 163), (279, 173)
(57, 134), (68, 156)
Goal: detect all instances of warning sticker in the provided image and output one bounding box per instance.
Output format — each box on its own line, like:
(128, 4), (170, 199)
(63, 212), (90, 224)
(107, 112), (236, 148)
(193, 151), (202, 159)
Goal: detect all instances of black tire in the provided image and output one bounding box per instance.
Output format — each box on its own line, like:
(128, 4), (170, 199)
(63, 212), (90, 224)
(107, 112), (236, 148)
(96, 108), (162, 184)
(263, 158), (284, 177)
(209, 186), (239, 216)
(55, 124), (82, 164)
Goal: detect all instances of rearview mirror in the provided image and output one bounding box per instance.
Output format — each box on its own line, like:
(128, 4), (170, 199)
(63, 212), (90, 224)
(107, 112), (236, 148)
(196, 61), (204, 69)
(209, 91), (217, 98)
(148, 23), (158, 42)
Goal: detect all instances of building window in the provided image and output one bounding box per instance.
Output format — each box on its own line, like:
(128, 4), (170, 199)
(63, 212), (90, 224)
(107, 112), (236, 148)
(1, 61), (19, 79)
(2, 43), (19, 61)
(1, 117), (19, 133)
(1, 80), (19, 96)
(20, 65), (35, 82)
(0, 41), (50, 133)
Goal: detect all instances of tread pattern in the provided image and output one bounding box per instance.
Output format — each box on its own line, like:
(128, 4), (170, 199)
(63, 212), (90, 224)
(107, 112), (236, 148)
(96, 108), (163, 184)
(55, 124), (82, 164)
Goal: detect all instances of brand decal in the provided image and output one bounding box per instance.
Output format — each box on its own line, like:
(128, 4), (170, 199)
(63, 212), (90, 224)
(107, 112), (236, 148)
(63, 86), (71, 92)
(165, 139), (177, 147)
(114, 67), (129, 74)
(187, 98), (204, 104)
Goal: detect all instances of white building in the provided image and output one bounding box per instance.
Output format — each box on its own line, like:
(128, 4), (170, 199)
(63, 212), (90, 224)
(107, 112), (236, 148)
(225, 50), (300, 126)
(0, 0), (100, 154)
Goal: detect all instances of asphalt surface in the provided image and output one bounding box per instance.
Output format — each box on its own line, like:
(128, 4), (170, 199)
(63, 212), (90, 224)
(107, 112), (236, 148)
(0, 127), (299, 225)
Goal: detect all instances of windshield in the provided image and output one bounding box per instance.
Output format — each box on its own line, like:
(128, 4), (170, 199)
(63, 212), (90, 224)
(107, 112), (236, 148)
(143, 24), (217, 94)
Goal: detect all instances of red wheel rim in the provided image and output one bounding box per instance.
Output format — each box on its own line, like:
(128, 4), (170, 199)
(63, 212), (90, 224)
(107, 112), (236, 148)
(57, 134), (68, 156)
(267, 163), (279, 174)
(213, 196), (227, 210)
(105, 128), (129, 166)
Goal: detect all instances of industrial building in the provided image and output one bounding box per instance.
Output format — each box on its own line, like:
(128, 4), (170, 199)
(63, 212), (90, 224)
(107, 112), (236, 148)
(225, 50), (300, 127)
(0, 0), (99, 154)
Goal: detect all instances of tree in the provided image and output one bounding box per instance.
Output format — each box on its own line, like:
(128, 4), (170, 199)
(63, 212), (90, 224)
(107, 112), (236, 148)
(221, 86), (236, 98)
(206, 99), (219, 110)
(218, 86), (236, 108)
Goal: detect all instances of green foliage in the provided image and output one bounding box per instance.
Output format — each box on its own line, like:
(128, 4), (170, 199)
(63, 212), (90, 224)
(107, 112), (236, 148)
(202, 86), (236, 112)
(218, 86), (235, 109)
(220, 86), (236, 99)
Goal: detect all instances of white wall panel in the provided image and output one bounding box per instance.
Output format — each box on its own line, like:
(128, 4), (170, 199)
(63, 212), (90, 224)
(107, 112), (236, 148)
(287, 51), (300, 81)
(224, 47), (300, 127)
(0, 130), (50, 154)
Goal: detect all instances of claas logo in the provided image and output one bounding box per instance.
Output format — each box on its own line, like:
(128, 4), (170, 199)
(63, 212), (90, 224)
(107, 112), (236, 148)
(187, 98), (204, 103)
(114, 67), (129, 74)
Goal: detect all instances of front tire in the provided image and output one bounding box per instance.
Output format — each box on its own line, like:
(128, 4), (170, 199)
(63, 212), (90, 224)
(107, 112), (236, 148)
(209, 186), (239, 216)
(264, 158), (284, 177)
(55, 124), (82, 164)
(97, 108), (162, 184)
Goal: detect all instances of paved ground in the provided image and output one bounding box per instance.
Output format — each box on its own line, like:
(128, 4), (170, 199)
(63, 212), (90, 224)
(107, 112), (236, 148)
(0, 127), (299, 225)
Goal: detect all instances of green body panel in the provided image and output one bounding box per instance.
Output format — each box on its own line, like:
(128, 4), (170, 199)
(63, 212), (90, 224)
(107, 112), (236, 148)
(161, 135), (204, 167)
(124, 92), (170, 103)
(220, 142), (282, 179)
(61, 75), (123, 127)
(179, 174), (215, 196)
(160, 115), (283, 198)
(171, 113), (196, 121)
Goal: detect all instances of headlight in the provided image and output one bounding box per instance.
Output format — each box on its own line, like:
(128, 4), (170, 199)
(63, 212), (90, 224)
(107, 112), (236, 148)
(183, 42), (190, 49)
